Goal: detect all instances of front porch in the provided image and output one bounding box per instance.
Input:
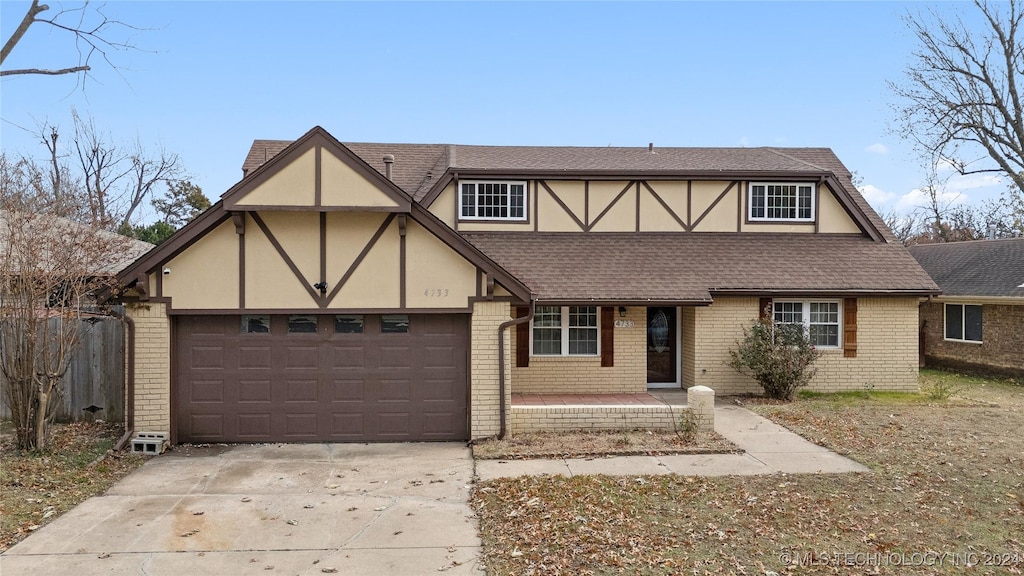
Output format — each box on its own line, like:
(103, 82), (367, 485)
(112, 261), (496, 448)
(508, 387), (714, 435)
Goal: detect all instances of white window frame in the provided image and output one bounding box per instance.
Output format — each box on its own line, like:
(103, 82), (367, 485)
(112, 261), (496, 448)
(943, 303), (983, 344)
(773, 299), (842, 349)
(459, 180), (528, 221)
(530, 305), (600, 357)
(749, 182), (816, 222)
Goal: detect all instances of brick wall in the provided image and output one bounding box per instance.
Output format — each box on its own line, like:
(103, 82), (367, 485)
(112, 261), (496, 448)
(126, 302), (171, 432)
(685, 297), (920, 395)
(510, 404), (691, 433)
(470, 301), (512, 439)
(511, 306), (647, 394)
(920, 301), (1024, 377)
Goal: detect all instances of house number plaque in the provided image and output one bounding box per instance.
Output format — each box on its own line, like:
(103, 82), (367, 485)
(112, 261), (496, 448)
(614, 319), (634, 328)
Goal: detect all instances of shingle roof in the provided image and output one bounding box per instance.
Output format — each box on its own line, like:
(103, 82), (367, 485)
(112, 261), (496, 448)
(241, 139), (894, 242)
(243, 140), (447, 200)
(462, 232), (939, 301)
(0, 210), (153, 276)
(908, 238), (1024, 298)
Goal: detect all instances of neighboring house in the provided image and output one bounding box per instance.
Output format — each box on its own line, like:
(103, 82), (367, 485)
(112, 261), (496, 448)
(909, 239), (1024, 378)
(0, 211), (152, 421)
(115, 126), (938, 444)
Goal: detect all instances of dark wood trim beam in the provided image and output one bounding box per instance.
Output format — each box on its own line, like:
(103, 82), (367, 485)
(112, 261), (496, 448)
(584, 180), (590, 228)
(319, 211), (327, 290)
(250, 212), (322, 305)
(538, 180), (586, 231)
(239, 222), (246, 308)
(686, 180), (692, 229)
(586, 181), (634, 232)
(635, 182), (641, 232)
(314, 145), (322, 208)
(641, 181), (689, 231)
(398, 214), (407, 309)
(231, 212), (245, 235)
(326, 213), (397, 305)
(736, 181), (743, 232)
(691, 181), (737, 231)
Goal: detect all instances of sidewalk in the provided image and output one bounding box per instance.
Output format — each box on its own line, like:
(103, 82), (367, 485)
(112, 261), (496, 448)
(475, 401), (869, 480)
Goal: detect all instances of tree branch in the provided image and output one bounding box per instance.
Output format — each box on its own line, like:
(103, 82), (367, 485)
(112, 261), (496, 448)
(0, 0), (47, 65)
(0, 65), (90, 77)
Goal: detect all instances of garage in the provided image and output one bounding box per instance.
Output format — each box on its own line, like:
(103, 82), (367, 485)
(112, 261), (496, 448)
(174, 314), (468, 443)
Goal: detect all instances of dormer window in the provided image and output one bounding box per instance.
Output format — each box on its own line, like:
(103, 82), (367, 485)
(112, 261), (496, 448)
(749, 183), (815, 222)
(460, 180), (527, 221)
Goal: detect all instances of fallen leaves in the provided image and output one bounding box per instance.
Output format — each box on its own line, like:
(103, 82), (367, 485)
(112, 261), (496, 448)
(0, 422), (145, 552)
(472, 374), (1024, 575)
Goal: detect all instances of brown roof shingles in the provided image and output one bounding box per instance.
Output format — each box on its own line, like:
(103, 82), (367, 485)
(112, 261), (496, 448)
(462, 232), (939, 301)
(909, 238), (1024, 298)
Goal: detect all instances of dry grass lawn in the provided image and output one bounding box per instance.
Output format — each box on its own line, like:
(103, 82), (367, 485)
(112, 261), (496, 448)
(0, 421), (144, 552)
(471, 370), (1024, 575)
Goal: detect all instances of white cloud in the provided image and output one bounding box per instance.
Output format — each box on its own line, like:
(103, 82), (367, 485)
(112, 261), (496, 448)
(894, 187), (967, 213)
(858, 184), (895, 209)
(943, 172), (1003, 193)
(866, 143), (888, 154)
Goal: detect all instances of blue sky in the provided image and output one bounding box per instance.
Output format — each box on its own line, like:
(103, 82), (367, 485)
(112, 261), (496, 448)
(0, 1), (1005, 224)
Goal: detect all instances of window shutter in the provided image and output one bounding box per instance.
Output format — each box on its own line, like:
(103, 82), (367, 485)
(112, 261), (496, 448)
(601, 306), (614, 367)
(515, 306), (530, 368)
(759, 297), (773, 320)
(843, 298), (858, 358)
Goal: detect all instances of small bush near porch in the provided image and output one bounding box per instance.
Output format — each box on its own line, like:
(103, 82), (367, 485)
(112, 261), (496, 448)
(471, 370), (1024, 575)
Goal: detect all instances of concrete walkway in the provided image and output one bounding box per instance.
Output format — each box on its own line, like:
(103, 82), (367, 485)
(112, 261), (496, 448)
(476, 402), (869, 480)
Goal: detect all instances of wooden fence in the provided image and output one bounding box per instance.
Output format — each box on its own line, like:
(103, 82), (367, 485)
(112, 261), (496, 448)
(0, 314), (125, 423)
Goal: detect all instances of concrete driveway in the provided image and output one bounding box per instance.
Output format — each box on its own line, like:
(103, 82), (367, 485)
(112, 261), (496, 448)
(0, 443), (483, 575)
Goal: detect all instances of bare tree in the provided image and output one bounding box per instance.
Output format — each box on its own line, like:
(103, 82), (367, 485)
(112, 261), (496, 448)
(67, 111), (181, 229)
(1, 0), (136, 82)
(882, 209), (921, 245)
(890, 0), (1024, 193)
(0, 154), (134, 450)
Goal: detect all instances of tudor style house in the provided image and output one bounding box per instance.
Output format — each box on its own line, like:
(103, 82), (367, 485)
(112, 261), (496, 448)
(115, 127), (938, 445)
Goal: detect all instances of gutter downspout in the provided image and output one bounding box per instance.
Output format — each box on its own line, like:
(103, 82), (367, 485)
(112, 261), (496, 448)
(497, 298), (534, 440)
(111, 308), (135, 452)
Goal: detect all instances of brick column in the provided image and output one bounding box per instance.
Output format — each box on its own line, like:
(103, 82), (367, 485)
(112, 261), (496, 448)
(687, 385), (715, 433)
(470, 301), (511, 439)
(126, 302), (171, 433)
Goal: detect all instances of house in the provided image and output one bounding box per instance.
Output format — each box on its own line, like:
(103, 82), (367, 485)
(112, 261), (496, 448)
(114, 126), (938, 445)
(0, 210), (153, 421)
(909, 238), (1024, 378)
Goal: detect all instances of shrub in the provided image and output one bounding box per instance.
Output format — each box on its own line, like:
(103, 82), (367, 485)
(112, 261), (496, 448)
(728, 315), (821, 401)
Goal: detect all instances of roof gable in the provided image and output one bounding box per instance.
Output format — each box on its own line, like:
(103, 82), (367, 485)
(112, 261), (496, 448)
(225, 127), (412, 212)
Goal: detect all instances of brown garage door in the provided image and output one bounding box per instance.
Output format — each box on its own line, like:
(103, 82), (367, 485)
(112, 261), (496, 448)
(174, 314), (468, 443)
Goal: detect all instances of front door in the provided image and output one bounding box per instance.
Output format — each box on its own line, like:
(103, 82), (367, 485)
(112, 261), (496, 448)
(646, 307), (677, 385)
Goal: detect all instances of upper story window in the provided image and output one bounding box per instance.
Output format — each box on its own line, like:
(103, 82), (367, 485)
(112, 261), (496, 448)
(460, 181), (527, 221)
(749, 183), (815, 222)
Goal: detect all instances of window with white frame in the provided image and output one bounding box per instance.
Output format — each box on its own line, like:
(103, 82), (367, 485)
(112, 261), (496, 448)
(531, 305), (599, 356)
(773, 300), (841, 348)
(944, 303), (982, 342)
(460, 181), (527, 221)
(749, 183), (815, 221)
